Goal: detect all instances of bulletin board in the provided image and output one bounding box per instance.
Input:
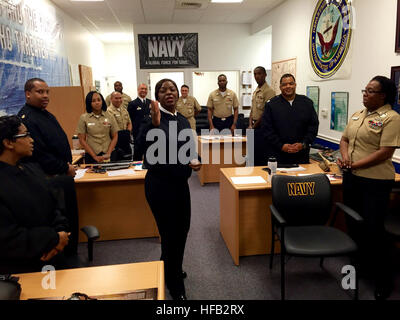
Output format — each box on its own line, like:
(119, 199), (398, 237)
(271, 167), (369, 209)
(271, 58), (297, 94)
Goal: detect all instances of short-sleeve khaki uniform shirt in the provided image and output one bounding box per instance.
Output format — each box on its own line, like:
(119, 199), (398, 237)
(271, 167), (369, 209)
(206, 89), (239, 119)
(76, 111), (118, 155)
(342, 104), (400, 180)
(176, 96), (202, 131)
(107, 104), (131, 131)
(250, 82), (276, 121)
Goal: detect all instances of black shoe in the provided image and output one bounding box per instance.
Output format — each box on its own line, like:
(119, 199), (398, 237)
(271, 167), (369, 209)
(181, 271), (187, 279)
(172, 294), (187, 300)
(374, 284), (393, 300)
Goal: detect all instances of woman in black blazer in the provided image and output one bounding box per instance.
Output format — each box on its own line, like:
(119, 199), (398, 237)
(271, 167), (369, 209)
(137, 79), (201, 300)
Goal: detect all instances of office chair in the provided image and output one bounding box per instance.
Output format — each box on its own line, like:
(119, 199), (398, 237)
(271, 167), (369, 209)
(116, 130), (133, 161)
(269, 174), (363, 300)
(385, 187), (400, 239)
(49, 175), (100, 265)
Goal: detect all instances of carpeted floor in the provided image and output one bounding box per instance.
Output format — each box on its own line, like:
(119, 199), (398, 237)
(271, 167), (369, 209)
(78, 172), (400, 300)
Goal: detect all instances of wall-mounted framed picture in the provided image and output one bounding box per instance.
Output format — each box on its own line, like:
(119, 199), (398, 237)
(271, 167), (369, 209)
(306, 86), (320, 115)
(330, 92), (349, 132)
(396, 0), (400, 53)
(390, 66), (400, 114)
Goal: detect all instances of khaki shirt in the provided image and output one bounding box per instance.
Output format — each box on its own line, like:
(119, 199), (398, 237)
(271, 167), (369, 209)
(207, 89), (239, 119)
(106, 93), (132, 110)
(176, 96), (202, 131)
(76, 111), (118, 155)
(250, 82), (276, 121)
(107, 104), (131, 131)
(342, 104), (400, 180)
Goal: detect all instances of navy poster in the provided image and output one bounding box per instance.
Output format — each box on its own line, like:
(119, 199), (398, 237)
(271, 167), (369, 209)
(0, 0), (70, 116)
(138, 33), (199, 69)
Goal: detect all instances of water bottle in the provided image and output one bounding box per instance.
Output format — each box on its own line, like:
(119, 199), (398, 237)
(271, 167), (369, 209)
(267, 157), (277, 182)
(72, 135), (80, 150)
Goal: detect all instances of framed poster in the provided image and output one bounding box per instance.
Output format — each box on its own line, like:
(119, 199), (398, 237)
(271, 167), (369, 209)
(306, 86), (320, 114)
(396, 0), (400, 53)
(331, 92), (349, 132)
(390, 66), (400, 114)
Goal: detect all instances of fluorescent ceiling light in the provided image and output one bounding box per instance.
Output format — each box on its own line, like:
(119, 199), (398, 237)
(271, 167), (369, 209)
(211, 0), (243, 3)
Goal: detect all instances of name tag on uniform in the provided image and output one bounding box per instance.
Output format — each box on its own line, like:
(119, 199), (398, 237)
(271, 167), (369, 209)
(88, 123), (95, 126)
(137, 107), (142, 110)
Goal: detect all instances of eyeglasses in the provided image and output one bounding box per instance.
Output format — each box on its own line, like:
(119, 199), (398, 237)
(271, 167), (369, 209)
(361, 89), (382, 95)
(13, 132), (31, 139)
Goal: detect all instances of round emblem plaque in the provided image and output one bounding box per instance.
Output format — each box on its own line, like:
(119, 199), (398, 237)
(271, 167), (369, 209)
(309, 0), (352, 79)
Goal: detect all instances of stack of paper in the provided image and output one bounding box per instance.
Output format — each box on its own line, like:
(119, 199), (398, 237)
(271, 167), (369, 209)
(107, 169), (137, 177)
(231, 176), (266, 185)
(277, 166), (306, 172)
(74, 169), (88, 180)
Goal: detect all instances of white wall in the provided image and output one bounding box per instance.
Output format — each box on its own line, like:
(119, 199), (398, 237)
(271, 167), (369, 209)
(103, 43), (137, 99)
(133, 23), (272, 115)
(51, 0), (107, 94)
(252, 0), (400, 160)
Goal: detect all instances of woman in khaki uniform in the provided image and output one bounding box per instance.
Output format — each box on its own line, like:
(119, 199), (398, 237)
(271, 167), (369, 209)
(77, 91), (118, 163)
(338, 76), (400, 300)
(176, 85), (201, 131)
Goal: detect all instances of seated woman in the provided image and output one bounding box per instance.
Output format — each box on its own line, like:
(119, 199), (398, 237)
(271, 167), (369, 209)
(0, 115), (70, 274)
(76, 91), (118, 164)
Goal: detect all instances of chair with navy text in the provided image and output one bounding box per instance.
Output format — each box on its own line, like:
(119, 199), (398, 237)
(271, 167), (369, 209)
(269, 174), (363, 300)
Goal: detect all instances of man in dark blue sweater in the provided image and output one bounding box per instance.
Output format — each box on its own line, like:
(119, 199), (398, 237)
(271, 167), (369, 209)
(261, 74), (319, 164)
(18, 78), (75, 177)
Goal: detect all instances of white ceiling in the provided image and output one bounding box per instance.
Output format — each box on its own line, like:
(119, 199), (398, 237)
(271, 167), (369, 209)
(50, 0), (284, 43)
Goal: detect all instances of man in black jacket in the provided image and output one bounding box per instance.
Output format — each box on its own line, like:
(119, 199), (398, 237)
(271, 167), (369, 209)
(17, 78), (76, 177)
(128, 83), (152, 161)
(261, 74), (319, 164)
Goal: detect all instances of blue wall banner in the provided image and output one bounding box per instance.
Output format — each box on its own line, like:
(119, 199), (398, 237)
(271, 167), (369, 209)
(309, 0), (353, 79)
(138, 33), (199, 69)
(0, 0), (70, 116)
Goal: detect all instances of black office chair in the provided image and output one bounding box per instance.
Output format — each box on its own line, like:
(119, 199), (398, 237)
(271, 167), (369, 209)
(269, 174), (363, 300)
(385, 187), (400, 239)
(115, 130), (133, 161)
(49, 175), (100, 265)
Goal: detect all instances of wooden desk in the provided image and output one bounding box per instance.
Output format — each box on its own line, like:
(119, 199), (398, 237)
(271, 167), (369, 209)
(198, 136), (247, 186)
(18, 261), (165, 300)
(220, 164), (347, 266)
(75, 168), (158, 242)
(72, 154), (83, 165)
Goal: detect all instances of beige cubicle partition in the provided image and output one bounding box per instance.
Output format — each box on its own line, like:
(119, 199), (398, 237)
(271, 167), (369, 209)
(46, 86), (86, 149)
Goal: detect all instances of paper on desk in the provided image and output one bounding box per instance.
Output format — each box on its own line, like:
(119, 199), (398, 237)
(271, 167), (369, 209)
(277, 166), (306, 172)
(107, 169), (137, 177)
(231, 176), (266, 185)
(134, 164), (143, 171)
(74, 169), (88, 180)
(201, 135), (221, 140)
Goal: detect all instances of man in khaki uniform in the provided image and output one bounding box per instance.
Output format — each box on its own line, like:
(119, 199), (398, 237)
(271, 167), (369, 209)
(108, 91), (133, 160)
(176, 85), (201, 131)
(108, 91), (132, 132)
(248, 67), (276, 166)
(207, 74), (239, 133)
(106, 81), (132, 109)
(249, 67), (276, 129)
